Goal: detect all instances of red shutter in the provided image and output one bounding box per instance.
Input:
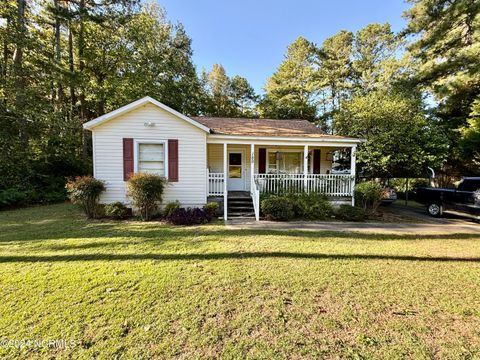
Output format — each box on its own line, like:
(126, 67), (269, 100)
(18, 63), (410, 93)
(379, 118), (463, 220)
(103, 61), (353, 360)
(313, 149), (321, 174)
(258, 148), (266, 174)
(123, 138), (134, 181)
(168, 139), (178, 182)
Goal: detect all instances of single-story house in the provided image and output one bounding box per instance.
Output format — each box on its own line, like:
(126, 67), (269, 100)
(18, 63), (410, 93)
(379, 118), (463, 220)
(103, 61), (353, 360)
(83, 96), (362, 220)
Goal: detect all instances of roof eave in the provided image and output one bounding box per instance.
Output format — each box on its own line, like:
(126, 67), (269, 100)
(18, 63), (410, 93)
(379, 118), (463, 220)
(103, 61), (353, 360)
(207, 134), (362, 143)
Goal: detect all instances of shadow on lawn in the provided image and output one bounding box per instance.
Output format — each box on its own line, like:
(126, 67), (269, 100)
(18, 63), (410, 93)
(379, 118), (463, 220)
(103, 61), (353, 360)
(0, 251), (479, 263)
(1, 224), (480, 245)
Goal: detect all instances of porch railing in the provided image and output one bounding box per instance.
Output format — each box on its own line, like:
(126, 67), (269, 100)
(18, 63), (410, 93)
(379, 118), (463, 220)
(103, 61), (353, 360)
(207, 171), (224, 196)
(250, 178), (260, 221)
(254, 174), (354, 197)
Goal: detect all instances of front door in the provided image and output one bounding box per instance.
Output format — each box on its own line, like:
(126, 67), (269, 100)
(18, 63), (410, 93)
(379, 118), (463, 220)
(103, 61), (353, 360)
(227, 151), (245, 191)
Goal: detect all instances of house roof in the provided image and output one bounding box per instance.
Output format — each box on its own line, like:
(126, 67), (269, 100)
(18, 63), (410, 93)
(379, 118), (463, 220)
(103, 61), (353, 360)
(82, 96), (210, 132)
(83, 97), (360, 142)
(192, 116), (354, 140)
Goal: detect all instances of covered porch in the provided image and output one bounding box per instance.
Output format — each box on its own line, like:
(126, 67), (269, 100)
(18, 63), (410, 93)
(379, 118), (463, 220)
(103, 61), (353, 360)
(206, 137), (358, 221)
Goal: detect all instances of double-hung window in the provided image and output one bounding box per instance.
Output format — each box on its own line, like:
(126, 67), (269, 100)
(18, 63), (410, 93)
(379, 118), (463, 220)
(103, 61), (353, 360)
(136, 141), (167, 177)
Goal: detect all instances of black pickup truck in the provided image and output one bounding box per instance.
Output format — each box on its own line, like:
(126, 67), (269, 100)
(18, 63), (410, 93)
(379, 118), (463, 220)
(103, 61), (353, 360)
(416, 177), (480, 217)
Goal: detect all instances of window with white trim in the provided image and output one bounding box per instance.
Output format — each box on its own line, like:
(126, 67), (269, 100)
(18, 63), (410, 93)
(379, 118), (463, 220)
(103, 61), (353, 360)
(138, 143), (166, 176)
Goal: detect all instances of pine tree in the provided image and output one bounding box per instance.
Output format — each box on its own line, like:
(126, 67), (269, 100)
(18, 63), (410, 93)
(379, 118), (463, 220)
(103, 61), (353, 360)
(259, 37), (318, 120)
(403, 0), (480, 174)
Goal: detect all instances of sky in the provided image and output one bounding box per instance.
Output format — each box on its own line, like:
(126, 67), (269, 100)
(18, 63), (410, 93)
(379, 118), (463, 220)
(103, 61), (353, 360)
(158, 0), (411, 94)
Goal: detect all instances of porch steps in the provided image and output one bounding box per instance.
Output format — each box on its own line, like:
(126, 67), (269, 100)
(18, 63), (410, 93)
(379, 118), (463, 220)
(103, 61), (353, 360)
(228, 192), (255, 219)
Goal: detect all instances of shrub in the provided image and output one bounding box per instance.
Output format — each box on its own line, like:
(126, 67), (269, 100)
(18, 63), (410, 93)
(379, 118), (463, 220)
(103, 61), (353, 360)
(65, 176), (105, 218)
(163, 200), (181, 218)
(261, 196), (294, 221)
(286, 192), (333, 220)
(203, 202), (219, 219)
(127, 173), (167, 221)
(0, 188), (28, 209)
(354, 181), (385, 214)
(307, 200), (334, 220)
(166, 207), (211, 225)
(105, 202), (130, 219)
(335, 205), (366, 222)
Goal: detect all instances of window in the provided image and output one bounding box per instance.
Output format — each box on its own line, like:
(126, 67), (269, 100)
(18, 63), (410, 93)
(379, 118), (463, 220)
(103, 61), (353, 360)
(229, 153), (242, 178)
(267, 151), (303, 174)
(268, 152), (277, 173)
(137, 142), (166, 176)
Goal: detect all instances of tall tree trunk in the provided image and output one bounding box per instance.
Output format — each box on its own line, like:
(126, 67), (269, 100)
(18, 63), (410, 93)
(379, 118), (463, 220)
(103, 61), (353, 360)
(13, 0), (27, 143)
(68, 21), (76, 111)
(78, 0), (89, 162)
(1, 19), (9, 107)
(53, 0), (64, 105)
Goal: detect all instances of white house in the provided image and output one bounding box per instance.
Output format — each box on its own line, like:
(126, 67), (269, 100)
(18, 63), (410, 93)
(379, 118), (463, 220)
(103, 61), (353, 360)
(83, 96), (362, 220)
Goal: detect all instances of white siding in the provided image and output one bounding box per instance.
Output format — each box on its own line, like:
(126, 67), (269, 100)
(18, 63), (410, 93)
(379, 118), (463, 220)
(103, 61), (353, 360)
(92, 103), (207, 207)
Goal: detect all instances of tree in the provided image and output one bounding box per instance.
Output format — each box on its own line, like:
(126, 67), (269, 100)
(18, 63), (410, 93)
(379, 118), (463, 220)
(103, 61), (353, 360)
(460, 98), (480, 173)
(403, 0), (480, 173)
(229, 75), (257, 117)
(201, 64), (257, 117)
(315, 30), (353, 123)
(334, 89), (448, 178)
(202, 64), (235, 116)
(0, 0), (207, 205)
(259, 37), (318, 120)
(352, 23), (403, 93)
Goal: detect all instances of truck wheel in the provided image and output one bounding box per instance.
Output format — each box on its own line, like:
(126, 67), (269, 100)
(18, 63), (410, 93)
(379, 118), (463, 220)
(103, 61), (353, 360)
(427, 203), (443, 217)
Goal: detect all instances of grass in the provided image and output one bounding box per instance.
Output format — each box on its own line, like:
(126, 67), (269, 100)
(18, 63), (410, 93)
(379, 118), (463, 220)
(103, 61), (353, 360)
(0, 203), (479, 359)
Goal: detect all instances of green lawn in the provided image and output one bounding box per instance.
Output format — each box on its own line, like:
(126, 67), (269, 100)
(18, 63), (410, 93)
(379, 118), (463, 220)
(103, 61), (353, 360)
(0, 204), (479, 359)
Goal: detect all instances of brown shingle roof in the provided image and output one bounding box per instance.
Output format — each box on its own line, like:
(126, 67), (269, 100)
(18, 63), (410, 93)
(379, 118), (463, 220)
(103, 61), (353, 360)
(191, 117), (351, 139)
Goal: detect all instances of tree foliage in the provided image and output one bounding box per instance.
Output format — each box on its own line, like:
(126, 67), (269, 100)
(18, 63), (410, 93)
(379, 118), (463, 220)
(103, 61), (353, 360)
(334, 89), (448, 177)
(201, 64), (258, 117)
(0, 0), (254, 204)
(259, 37), (318, 120)
(403, 0), (480, 174)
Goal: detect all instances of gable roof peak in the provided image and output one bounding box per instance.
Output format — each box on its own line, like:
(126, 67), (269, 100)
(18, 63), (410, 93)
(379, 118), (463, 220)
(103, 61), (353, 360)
(83, 97), (210, 132)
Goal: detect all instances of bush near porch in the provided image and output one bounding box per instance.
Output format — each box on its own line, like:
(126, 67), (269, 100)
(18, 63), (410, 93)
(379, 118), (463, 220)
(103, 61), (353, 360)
(261, 193), (336, 221)
(260, 192), (369, 222)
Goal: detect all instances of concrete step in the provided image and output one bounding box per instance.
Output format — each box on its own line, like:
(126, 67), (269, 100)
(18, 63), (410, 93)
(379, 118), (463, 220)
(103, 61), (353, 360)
(228, 197), (253, 202)
(228, 207), (254, 213)
(228, 212), (255, 217)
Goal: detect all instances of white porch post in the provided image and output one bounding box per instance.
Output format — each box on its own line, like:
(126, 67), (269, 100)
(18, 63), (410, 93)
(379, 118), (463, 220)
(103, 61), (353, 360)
(351, 145), (357, 206)
(303, 145), (309, 192)
(223, 143), (228, 220)
(250, 143), (255, 191)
